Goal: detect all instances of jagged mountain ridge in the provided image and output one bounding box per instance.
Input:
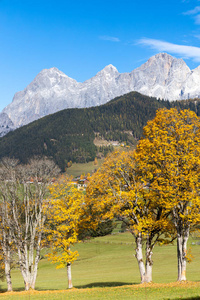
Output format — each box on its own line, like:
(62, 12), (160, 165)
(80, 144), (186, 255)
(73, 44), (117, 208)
(2, 52), (200, 129)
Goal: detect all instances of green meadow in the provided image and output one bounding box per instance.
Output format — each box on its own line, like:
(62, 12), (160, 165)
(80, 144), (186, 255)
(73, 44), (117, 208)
(66, 159), (104, 177)
(0, 231), (200, 299)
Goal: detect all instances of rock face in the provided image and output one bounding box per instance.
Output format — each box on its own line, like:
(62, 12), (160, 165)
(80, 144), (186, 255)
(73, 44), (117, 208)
(0, 113), (15, 137)
(2, 53), (200, 129)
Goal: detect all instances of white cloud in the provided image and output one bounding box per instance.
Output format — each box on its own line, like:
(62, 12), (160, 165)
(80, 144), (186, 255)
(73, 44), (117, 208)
(194, 34), (200, 39)
(183, 6), (200, 24)
(183, 6), (200, 15)
(99, 36), (120, 42)
(194, 14), (200, 23)
(138, 38), (200, 61)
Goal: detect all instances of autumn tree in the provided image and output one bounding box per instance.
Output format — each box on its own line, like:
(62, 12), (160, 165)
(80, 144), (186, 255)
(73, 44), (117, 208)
(45, 174), (83, 289)
(0, 157), (60, 290)
(85, 150), (174, 283)
(135, 108), (200, 281)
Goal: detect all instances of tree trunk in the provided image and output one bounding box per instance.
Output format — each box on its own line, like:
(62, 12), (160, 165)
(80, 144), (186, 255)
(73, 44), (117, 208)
(17, 248), (31, 291)
(1, 214), (13, 292)
(24, 280), (30, 291)
(177, 226), (189, 281)
(67, 262), (73, 289)
(177, 234), (182, 281)
(135, 233), (146, 283)
(4, 259), (12, 292)
(30, 255), (40, 289)
(18, 248), (40, 290)
(145, 244), (153, 283)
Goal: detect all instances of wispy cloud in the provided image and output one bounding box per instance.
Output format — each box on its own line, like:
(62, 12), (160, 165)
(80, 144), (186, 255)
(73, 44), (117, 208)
(183, 6), (200, 24)
(138, 38), (200, 61)
(194, 14), (200, 23)
(183, 6), (200, 15)
(99, 35), (120, 42)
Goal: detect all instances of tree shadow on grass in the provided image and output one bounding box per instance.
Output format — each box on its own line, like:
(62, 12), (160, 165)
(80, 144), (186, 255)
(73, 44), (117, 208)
(0, 283), (135, 293)
(75, 282), (137, 289)
(0, 289), (8, 293)
(0, 287), (64, 292)
(165, 297), (200, 300)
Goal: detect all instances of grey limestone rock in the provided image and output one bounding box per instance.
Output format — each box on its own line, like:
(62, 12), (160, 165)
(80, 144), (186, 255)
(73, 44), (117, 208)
(2, 53), (200, 130)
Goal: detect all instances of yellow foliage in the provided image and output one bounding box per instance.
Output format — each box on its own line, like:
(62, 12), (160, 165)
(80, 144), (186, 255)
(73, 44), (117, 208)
(135, 108), (200, 229)
(45, 174), (84, 268)
(85, 149), (174, 243)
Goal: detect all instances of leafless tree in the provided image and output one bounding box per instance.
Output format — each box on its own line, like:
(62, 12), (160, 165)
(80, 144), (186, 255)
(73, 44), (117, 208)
(0, 157), (60, 291)
(0, 158), (19, 291)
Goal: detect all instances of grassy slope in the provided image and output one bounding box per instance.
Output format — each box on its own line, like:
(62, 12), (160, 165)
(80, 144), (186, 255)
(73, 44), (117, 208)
(66, 158), (104, 177)
(0, 232), (200, 299)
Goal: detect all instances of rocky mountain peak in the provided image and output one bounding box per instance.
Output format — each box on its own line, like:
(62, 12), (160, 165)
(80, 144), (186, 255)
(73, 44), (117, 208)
(2, 52), (200, 133)
(102, 64), (118, 73)
(38, 67), (71, 78)
(153, 52), (173, 60)
(33, 67), (78, 86)
(95, 64), (119, 78)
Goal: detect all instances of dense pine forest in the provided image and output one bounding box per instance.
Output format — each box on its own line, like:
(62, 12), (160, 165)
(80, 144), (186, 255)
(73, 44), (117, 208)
(1, 91), (200, 171)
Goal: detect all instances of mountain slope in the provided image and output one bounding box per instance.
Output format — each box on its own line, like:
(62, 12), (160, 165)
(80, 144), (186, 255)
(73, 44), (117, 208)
(0, 91), (200, 171)
(3, 53), (200, 129)
(0, 113), (15, 137)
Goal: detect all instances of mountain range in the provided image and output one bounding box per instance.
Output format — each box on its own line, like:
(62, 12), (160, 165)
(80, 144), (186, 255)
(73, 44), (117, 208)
(2, 52), (200, 134)
(0, 91), (199, 171)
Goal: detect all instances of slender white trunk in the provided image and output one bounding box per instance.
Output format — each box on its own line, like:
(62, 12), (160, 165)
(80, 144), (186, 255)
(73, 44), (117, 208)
(67, 262), (73, 289)
(177, 234), (182, 281)
(1, 206), (13, 291)
(135, 233), (146, 283)
(145, 245), (153, 283)
(15, 206), (44, 290)
(24, 279), (30, 291)
(17, 241), (41, 290)
(17, 245), (33, 291)
(30, 267), (38, 290)
(30, 249), (40, 289)
(4, 257), (12, 292)
(177, 226), (189, 281)
(145, 260), (152, 283)
(2, 234), (13, 292)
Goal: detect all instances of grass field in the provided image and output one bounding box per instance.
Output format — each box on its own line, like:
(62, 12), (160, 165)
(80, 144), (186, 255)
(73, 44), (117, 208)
(0, 231), (200, 299)
(1, 283), (200, 300)
(66, 159), (104, 177)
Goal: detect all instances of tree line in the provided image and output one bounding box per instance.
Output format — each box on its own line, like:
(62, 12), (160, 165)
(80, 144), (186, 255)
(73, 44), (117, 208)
(0, 107), (200, 291)
(2, 91), (200, 171)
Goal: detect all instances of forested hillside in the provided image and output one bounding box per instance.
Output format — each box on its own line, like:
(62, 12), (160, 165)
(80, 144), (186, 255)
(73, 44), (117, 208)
(1, 91), (200, 171)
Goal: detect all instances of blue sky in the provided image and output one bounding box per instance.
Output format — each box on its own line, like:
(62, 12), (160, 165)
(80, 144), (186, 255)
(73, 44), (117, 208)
(1, 0), (200, 111)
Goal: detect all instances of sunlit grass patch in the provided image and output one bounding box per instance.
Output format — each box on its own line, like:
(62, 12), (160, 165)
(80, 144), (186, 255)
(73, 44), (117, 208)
(0, 232), (199, 299)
